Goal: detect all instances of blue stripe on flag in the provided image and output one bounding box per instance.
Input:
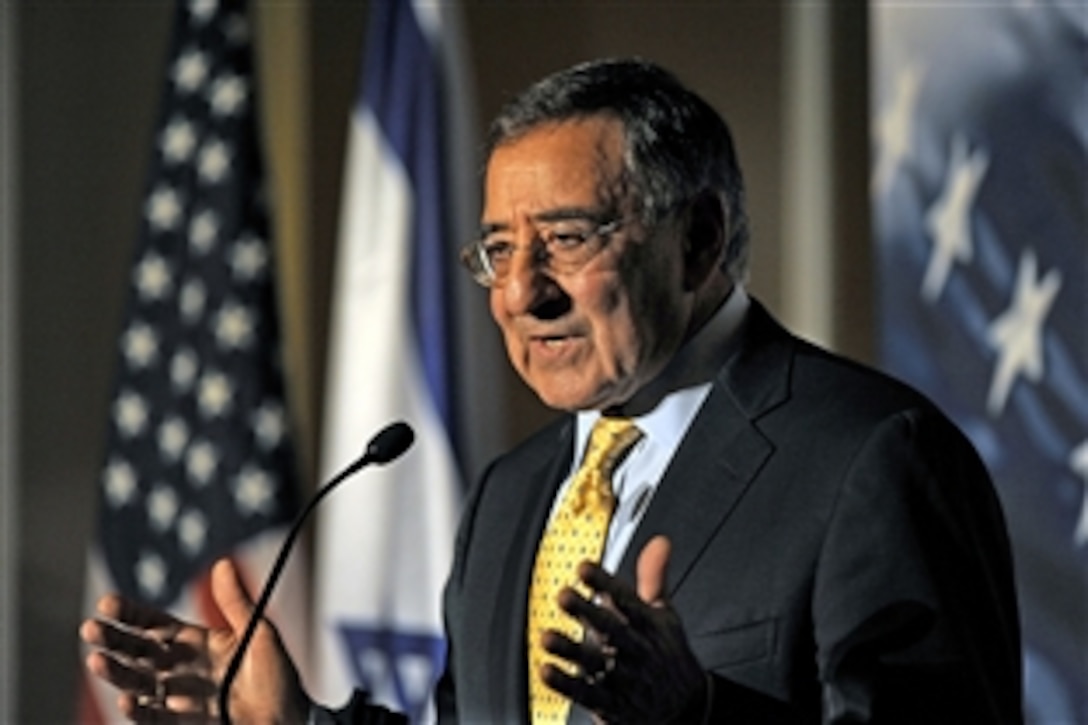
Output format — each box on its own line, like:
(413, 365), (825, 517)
(358, 0), (452, 429)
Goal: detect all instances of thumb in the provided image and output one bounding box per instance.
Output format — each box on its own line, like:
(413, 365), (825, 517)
(636, 535), (672, 605)
(211, 558), (257, 636)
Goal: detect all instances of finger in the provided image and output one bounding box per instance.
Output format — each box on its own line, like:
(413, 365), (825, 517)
(210, 558), (256, 636)
(576, 563), (656, 632)
(636, 535), (671, 605)
(540, 661), (614, 714)
(82, 616), (199, 671)
(95, 594), (182, 633)
(541, 627), (612, 678)
(557, 587), (631, 648)
(86, 648), (158, 697)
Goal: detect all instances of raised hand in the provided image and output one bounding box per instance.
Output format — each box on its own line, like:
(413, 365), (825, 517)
(539, 536), (708, 724)
(80, 558), (308, 724)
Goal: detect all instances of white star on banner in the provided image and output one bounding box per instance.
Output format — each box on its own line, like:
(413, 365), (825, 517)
(135, 551), (167, 600)
(986, 249), (1062, 416)
(145, 185), (184, 232)
(170, 348), (200, 391)
(147, 484), (180, 533)
(158, 417), (190, 461)
(873, 63), (923, 195)
(234, 465), (275, 516)
(185, 439), (219, 487)
(197, 370), (234, 418)
(209, 74), (248, 117)
(113, 390), (150, 438)
(177, 508), (209, 556)
(922, 134), (990, 302)
(214, 301), (255, 350)
(173, 48), (210, 93)
(103, 458), (138, 508)
(1071, 441), (1088, 547)
(122, 322), (160, 369)
(160, 117), (198, 164)
(197, 139), (231, 184)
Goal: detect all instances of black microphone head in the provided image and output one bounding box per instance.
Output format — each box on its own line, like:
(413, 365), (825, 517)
(366, 421), (415, 464)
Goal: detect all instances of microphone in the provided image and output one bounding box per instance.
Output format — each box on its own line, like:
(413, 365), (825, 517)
(218, 421), (415, 724)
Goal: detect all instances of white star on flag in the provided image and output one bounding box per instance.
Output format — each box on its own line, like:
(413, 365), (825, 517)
(113, 391), (150, 438)
(213, 301), (255, 350)
(209, 74), (248, 116)
(134, 253), (174, 301)
(122, 322), (160, 368)
(197, 370), (234, 417)
(185, 439), (219, 487)
(986, 249), (1062, 416)
(189, 209), (220, 253)
(873, 63), (923, 195)
(252, 402), (286, 450)
(147, 484), (180, 533)
(179, 280), (208, 323)
(135, 551), (167, 599)
(145, 185), (184, 231)
(229, 236), (268, 280)
(161, 117), (198, 164)
(922, 134), (990, 302)
(197, 139), (231, 183)
(177, 508), (209, 556)
(170, 348), (199, 391)
(158, 416), (190, 461)
(1071, 441), (1088, 547)
(172, 48), (210, 93)
(233, 466), (275, 515)
(103, 458), (137, 508)
(190, 0), (218, 24)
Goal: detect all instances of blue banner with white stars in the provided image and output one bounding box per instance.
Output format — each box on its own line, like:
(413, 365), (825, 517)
(871, 4), (1087, 721)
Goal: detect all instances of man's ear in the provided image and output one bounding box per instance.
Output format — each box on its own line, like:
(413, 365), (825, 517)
(683, 192), (727, 290)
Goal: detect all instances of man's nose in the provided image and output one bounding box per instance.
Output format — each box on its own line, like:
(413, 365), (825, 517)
(501, 245), (554, 316)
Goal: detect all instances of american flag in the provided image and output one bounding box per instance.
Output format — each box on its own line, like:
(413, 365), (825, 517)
(81, 0), (304, 720)
(871, 4), (1086, 722)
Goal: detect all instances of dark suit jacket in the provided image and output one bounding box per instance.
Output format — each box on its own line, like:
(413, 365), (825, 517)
(341, 300), (1022, 723)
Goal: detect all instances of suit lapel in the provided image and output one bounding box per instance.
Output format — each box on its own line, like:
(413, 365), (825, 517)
(617, 301), (795, 595)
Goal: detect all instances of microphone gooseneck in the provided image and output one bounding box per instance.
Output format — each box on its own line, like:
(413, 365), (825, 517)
(218, 421), (415, 725)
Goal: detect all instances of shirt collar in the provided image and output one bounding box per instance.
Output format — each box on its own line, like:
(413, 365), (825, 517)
(575, 284), (749, 459)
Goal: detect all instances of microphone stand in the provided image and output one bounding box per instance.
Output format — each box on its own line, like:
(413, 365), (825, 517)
(218, 422), (414, 725)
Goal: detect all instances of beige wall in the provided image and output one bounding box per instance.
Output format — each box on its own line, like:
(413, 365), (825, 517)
(11, 3), (870, 721)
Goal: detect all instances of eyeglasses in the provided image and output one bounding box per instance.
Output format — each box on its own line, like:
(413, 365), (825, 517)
(459, 216), (623, 288)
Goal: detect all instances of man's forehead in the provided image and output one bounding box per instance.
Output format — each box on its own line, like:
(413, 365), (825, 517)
(481, 118), (629, 221)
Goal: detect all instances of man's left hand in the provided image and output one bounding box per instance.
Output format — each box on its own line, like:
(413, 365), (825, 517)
(539, 536), (708, 724)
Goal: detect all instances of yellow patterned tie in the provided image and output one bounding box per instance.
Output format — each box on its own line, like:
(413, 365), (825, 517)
(527, 417), (643, 724)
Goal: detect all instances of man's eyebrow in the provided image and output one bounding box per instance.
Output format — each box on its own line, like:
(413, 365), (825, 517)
(478, 207), (614, 235)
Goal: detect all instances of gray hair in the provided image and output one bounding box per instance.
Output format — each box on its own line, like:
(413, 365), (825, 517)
(487, 58), (750, 281)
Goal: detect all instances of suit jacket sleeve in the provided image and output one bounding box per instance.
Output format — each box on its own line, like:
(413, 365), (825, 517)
(699, 406), (1021, 723)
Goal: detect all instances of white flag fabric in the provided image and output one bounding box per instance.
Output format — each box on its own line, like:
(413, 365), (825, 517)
(312, 1), (469, 721)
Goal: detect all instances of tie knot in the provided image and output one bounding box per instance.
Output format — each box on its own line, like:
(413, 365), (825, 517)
(582, 417), (642, 479)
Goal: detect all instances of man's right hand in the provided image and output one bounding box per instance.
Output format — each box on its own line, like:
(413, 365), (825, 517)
(80, 558), (309, 724)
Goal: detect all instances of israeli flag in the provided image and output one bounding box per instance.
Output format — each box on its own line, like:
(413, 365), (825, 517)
(312, 1), (473, 720)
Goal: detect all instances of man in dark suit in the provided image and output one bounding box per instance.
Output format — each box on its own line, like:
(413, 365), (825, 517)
(82, 58), (1022, 723)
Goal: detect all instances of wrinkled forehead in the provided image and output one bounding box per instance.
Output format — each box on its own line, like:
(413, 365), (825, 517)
(482, 118), (632, 222)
